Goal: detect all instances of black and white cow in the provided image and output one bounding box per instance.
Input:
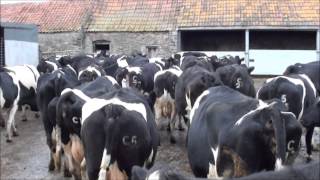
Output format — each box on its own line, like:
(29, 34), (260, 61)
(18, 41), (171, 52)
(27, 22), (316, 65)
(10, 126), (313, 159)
(210, 55), (244, 71)
(283, 61), (320, 94)
(216, 64), (255, 97)
(175, 65), (222, 128)
(0, 65), (40, 142)
(81, 88), (160, 180)
(56, 76), (120, 179)
(37, 67), (80, 173)
(257, 74), (318, 160)
(180, 55), (213, 72)
(188, 86), (302, 178)
(126, 63), (161, 94)
(78, 64), (106, 83)
(301, 97), (320, 129)
(66, 55), (105, 82)
(37, 57), (61, 74)
(153, 67), (182, 132)
(131, 160), (320, 180)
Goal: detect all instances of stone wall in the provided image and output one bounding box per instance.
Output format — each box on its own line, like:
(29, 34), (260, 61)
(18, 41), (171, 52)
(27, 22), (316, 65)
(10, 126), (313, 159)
(39, 32), (82, 56)
(84, 31), (178, 57)
(38, 31), (178, 58)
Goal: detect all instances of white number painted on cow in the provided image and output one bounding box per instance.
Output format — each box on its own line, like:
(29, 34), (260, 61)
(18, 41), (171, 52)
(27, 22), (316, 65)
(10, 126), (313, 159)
(281, 94), (289, 109)
(287, 140), (295, 152)
(235, 77), (242, 89)
(72, 117), (81, 124)
(122, 136), (137, 146)
(281, 94), (286, 103)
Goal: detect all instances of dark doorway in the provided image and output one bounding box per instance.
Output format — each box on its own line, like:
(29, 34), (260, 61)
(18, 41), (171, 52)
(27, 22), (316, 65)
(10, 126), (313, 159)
(180, 30), (245, 51)
(93, 40), (110, 53)
(250, 30), (316, 50)
(0, 27), (4, 67)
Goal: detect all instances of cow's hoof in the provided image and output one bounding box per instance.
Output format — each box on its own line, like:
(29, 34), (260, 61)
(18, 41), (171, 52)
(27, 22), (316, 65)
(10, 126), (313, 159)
(306, 155), (312, 163)
(170, 135), (176, 144)
(178, 126), (185, 131)
(6, 139), (12, 143)
(13, 131), (19, 137)
(22, 118), (28, 122)
(48, 164), (55, 171)
(64, 168), (72, 177)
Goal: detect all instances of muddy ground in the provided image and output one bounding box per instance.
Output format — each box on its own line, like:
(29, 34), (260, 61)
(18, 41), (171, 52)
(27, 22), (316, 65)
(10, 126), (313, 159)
(1, 78), (319, 180)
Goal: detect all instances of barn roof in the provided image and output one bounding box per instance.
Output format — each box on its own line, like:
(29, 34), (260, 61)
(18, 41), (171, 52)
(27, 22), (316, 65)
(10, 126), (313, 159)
(177, 0), (320, 29)
(1, 0), (319, 33)
(86, 0), (179, 32)
(0, 1), (90, 33)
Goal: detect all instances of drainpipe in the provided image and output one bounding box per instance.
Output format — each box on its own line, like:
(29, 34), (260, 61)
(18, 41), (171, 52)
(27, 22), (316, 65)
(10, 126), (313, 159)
(80, 7), (92, 54)
(245, 29), (250, 66)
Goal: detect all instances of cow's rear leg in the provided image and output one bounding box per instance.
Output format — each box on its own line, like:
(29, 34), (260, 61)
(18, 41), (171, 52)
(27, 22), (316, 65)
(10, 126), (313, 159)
(306, 127), (314, 162)
(21, 105), (29, 122)
(0, 111), (5, 127)
(48, 153), (55, 171)
(12, 119), (19, 136)
(169, 115), (179, 144)
(6, 104), (18, 142)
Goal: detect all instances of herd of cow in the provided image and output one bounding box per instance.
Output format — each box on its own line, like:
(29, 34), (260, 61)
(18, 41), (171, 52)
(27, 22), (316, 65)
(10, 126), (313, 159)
(0, 51), (319, 180)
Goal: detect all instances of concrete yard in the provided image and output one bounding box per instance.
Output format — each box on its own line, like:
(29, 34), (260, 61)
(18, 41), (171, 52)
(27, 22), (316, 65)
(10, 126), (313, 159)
(1, 78), (319, 179)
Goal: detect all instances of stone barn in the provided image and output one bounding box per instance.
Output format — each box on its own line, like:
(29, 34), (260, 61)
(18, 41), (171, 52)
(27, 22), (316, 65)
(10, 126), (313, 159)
(1, 0), (319, 75)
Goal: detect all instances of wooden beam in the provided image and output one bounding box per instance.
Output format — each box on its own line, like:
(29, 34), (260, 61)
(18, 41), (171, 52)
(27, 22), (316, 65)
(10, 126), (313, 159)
(177, 26), (320, 31)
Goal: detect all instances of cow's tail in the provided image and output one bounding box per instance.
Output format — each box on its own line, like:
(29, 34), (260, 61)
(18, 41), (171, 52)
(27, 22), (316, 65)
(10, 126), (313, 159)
(0, 87), (3, 108)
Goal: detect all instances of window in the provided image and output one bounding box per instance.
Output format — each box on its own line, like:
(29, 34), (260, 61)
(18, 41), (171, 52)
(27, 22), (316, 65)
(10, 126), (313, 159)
(146, 45), (159, 58)
(93, 40), (110, 53)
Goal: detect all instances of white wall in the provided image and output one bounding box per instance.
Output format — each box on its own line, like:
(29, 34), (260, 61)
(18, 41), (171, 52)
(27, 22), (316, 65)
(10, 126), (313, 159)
(249, 50), (317, 75)
(5, 40), (39, 66)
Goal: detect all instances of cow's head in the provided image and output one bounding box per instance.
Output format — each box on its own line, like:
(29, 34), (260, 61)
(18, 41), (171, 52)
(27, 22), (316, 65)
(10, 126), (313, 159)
(208, 100), (301, 177)
(37, 59), (61, 74)
(187, 71), (222, 107)
(78, 65), (105, 82)
(126, 67), (143, 92)
(115, 68), (129, 87)
(283, 63), (303, 75)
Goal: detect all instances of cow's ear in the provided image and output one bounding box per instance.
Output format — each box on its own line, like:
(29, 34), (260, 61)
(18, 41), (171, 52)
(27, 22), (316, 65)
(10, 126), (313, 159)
(283, 65), (294, 75)
(216, 146), (249, 178)
(247, 67), (255, 74)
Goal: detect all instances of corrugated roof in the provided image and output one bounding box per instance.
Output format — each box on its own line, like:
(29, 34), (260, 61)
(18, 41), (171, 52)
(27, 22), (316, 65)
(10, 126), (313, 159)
(1, 0), (319, 33)
(0, 1), (90, 33)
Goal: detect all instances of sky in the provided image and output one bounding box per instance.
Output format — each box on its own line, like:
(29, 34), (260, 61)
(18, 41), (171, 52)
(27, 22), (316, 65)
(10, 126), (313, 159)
(1, 0), (47, 4)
